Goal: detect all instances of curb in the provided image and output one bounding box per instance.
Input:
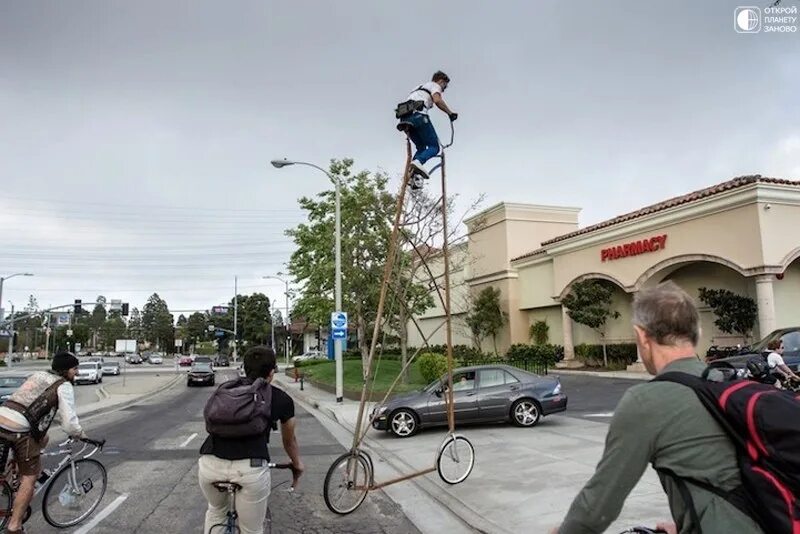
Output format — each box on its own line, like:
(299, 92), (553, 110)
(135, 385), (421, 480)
(273, 376), (510, 534)
(80, 374), (183, 420)
(550, 369), (652, 381)
(95, 385), (111, 401)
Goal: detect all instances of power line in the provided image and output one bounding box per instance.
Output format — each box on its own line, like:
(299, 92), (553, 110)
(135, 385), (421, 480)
(0, 195), (307, 214)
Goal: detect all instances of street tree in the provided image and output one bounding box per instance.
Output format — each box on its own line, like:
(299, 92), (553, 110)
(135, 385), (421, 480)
(561, 279), (621, 367)
(698, 287), (758, 342)
(286, 159), (395, 368)
(101, 316), (127, 349)
(186, 312), (209, 348)
(464, 286), (507, 356)
(142, 293), (174, 350)
(127, 307), (143, 341)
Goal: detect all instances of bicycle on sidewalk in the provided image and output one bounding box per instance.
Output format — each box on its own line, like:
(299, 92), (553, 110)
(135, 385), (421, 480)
(0, 435), (107, 529)
(208, 462), (300, 534)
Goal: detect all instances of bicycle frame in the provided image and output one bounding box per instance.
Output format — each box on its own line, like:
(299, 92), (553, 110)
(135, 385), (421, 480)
(36, 438), (103, 497)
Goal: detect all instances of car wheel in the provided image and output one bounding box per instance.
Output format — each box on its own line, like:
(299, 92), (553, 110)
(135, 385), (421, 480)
(389, 409), (419, 438)
(511, 399), (541, 427)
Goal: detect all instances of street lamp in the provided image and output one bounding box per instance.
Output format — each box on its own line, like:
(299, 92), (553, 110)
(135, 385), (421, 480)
(263, 274), (291, 366)
(0, 273), (33, 321)
(270, 158), (344, 403)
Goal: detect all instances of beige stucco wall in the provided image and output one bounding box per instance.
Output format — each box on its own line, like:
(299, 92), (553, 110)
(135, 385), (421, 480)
(525, 306), (563, 345)
(774, 260), (800, 330)
(757, 199), (800, 267)
(548, 203), (763, 298)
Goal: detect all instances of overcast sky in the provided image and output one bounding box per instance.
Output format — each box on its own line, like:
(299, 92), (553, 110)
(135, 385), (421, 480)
(1, 0), (798, 320)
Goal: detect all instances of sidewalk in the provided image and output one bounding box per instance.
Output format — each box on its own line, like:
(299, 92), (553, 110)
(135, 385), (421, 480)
(551, 368), (652, 381)
(274, 373), (671, 534)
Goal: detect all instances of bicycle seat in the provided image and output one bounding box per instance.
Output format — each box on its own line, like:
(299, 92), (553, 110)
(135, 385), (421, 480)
(212, 481), (242, 493)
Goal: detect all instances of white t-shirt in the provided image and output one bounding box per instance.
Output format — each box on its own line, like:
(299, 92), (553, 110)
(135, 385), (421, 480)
(407, 81), (443, 114)
(767, 351), (785, 369)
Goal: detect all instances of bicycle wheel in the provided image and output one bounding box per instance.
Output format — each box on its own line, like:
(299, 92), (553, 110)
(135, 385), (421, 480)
(323, 452), (371, 515)
(0, 479), (12, 529)
(436, 435), (474, 485)
(42, 458), (108, 528)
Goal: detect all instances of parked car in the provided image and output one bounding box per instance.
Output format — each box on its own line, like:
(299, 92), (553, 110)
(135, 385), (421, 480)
(125, 353), (143, 364)
(291, 351), (326, 365)
(187, 363), (215, 387)
(214, 355), (230, 367)
(102, 361), (121, 376)
(75, 362), (103, 385)
(713, 327), (800, 371)
(149, 354), (163, 364)
(85, 356), (105, 364)
(178, 355), (193, 367)
(0, 375), (30, 401)
(370, 365), (567, 438)
(140, 352), (152, 362)
(194, 356), (213, 366)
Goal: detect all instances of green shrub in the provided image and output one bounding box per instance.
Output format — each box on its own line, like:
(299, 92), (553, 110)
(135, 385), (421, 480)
(409, 344), (484, 360)
(295, 358), (331, 368)
(418, 352), (449, 384)
(505, 343), (562, 366)
(529, 321), (550, 345)
(574, 343), (638, 370)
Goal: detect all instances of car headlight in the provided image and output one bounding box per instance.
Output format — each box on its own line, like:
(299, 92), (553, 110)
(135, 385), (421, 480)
(374, 406), (388, 416)
(553, 382), (561, 395)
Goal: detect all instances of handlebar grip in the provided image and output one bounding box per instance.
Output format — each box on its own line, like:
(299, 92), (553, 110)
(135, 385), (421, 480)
(81, 438), (105, 449)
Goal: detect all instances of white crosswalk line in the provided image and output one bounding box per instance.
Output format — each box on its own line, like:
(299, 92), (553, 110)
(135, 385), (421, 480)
(72, 493), (128, 534)
(179, 432), (198, 448)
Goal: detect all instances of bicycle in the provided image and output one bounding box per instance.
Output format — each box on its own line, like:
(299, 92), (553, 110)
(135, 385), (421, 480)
(0, 436), (107, 529)
(208, 462), (298, 534)
(619, 528), (667, 533)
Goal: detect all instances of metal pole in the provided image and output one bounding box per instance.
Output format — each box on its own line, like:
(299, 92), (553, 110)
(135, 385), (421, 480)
(270, 309), (276, 350)
(7, 304), (13, 369)
(0, 278), (4, 323)
(285, 280), (290, 366)
(233, 276), (238, 363)
(334, 176), (343, 403)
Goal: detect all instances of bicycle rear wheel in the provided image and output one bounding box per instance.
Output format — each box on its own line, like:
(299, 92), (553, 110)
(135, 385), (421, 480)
(42, 458), (108, 528)
(0, 479), (12, 529)
(323, 452), (371, 515)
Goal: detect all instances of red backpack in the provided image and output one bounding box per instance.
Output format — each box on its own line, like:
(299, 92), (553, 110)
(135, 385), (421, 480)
(653, 368), (800, 534)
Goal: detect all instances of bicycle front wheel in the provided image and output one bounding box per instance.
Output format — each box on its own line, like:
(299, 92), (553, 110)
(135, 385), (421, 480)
(42, 458), (108, 528)
(323, 452), (371, 515)
(436, 435), (474, 485)
(0, 479), (12, 529)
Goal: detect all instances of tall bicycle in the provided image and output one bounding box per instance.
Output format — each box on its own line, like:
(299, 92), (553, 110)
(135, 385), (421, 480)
(0, 436), (107, 529)
(323, 120), (475, 515)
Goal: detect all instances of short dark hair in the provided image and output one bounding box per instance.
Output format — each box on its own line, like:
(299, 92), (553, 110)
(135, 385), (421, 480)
(243, 346), (277, 380)
(432, 70), (450, 83)
(632, 281), (700, 346)
(768, 339), (782, 351)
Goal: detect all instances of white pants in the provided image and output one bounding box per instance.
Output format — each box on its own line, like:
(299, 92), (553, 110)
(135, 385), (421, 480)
(198, 455), (271, 534)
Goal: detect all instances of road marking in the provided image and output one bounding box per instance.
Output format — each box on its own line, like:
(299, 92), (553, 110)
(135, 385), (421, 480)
(584, 412), (615, 418)
(180, 432), (198, 448)
(72, 493), (128, 534)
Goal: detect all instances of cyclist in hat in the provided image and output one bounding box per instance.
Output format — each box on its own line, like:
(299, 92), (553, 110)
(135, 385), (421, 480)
(0, 351), (88, 533)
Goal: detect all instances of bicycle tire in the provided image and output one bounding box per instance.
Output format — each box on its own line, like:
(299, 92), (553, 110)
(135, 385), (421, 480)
(42, 458), (108, 528)
(323, 452), (371, 515)
(0, 479), (12, 530)
(436, 435), (474, 485)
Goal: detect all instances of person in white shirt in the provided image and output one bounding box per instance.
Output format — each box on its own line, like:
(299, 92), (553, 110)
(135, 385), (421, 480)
(0, 351), (88, 533)
(765, 339), (800, 384)
(396, 71), (458, 189)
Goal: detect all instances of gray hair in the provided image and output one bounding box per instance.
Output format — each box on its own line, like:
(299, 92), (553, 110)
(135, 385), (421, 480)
(632, 281), (700, 346)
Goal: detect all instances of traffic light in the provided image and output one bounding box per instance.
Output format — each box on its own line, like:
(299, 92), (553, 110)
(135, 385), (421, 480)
(74, 299), (82, 315)
(121, 303), (129, 316)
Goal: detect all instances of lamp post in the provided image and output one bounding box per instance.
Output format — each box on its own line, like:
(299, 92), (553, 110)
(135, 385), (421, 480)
(0, 273), (33, 322)
(270, 159), (343, 403)
(263, 275), (291, 366)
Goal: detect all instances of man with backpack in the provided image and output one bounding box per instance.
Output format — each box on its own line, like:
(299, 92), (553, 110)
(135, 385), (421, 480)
(550, 281), (764, 534)
(395, 70), (458, 190)
(198, 346), (303, 534)
(0, 351), (89, 534)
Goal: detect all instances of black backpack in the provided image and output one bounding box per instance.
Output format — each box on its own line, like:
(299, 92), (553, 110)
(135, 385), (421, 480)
(395, 85), (432, 119)
(653, 367), (800, 534)
(203, 377), (272, 438)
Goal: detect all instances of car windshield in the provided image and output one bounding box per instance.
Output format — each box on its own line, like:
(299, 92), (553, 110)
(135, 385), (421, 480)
(0, 377), (26, 388)
(104, 362), (119, 367)
(192, 364), (212, 371)
(750, 329), (800, 353)
(78, 363), (97, 369)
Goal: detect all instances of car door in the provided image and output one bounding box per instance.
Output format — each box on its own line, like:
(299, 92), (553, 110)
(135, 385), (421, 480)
(426, 370), (479, 425)
(476, 368), (519, 421)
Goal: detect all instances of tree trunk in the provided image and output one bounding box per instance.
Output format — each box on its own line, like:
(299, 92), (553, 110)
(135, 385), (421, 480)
(492, 335), (499, 357)
(601, 334), (608, 368)
(357, 310), (368, 380)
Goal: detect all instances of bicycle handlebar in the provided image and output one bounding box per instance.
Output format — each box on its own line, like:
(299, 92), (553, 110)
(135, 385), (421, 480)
(441, 120), (455, 150)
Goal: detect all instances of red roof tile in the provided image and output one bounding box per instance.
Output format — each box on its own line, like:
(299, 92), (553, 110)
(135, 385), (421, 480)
(512, 175), (800, 262)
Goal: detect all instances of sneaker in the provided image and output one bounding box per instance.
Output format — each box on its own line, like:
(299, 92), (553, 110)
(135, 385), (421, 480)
(410, 160), (429, 180)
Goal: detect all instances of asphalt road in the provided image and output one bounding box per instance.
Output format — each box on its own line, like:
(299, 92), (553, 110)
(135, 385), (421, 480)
(555, 374), (642, 420)
(20, 369), (420, 534)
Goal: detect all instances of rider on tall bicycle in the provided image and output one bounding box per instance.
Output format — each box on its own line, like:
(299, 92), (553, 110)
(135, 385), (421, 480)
(0, 351), (88, 534)
(198, 346), (304, 534)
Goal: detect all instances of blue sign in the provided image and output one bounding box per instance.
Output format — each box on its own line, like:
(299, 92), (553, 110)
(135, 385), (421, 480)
(214, 330), (225, 338)
(331, 311), (348, 341)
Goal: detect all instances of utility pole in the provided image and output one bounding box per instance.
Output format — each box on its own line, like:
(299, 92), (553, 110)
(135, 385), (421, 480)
(233, 276), (238, 363)
(7, 304), (13, 369)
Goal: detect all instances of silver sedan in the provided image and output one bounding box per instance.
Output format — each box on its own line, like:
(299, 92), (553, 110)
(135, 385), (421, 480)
(371, 364), (567, 438)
